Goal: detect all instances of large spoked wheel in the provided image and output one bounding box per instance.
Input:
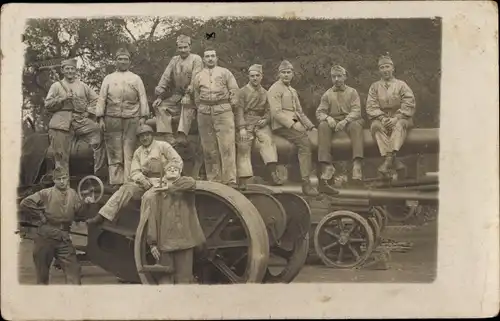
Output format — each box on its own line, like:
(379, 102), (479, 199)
(77, 175), (104, 203)
(134, 181), (269, 285)
(314, 210), (375, 269)
(385, 203), (422, 223)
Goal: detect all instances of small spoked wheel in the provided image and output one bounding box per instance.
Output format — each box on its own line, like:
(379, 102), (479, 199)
(314, 210), (375, 269)
(385, 203), (422, 223)
(371, 206), (388, 232)
(77, 175), (104, 203)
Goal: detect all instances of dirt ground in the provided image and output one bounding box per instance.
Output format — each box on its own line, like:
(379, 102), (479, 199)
(17, 219), (437, 284)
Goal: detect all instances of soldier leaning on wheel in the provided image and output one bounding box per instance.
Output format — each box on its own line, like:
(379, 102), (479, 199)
(19, 167), (95, 284)
(366, 54), (416, 177)
(86, 124), (183, 225)
(316, 64), (364, 192)
(142, 166), (206, 284)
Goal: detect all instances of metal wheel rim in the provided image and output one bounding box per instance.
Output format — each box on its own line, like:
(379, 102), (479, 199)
(77, 175), (104, 203)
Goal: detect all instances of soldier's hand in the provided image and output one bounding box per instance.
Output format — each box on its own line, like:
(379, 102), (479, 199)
(84, 196), (95, 204)
(256, 119), (267, 128)
(150, 245), (161, 261)
(143, 180), (153, 190)
(98, 118), (106, 132)
(326, 117), (337, 129)
(139, 117), (146, 126)
(335, 119), (348, 132)
(385, 117), (398, 130)
(153, 98), (162, 109)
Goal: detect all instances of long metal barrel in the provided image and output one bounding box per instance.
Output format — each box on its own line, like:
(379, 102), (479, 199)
(370, 176), (439, 188)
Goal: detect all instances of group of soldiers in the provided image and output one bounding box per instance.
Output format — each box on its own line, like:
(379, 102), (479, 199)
(20, 33), (416, 285)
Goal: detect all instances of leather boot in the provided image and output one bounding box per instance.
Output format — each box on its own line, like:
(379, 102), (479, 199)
(378, 153), (394, 175)
(175, 132), (189, 146)
(318, 179), (339, 195)
(226, 182), (239, 189)
(267, 162), (283, 185)
(238, 177), (249, 190)
(352, 158), (363, 181)
(86, 214), (106, 226)
(302, 178), (319, 196)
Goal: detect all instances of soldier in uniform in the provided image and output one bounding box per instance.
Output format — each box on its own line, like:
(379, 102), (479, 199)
(95, 48), (150, 187)
(268, 60), (319, 196)
(235, 64), (282, 189)
(19, 167), (95, 284)
(44, 58), (105, 177)
(152, 35), (203, 146)
(86, 124), (183, 225)
(192, 48), (239, 187)
(316, 65), (364, 192)
(366, 54), (416, 176)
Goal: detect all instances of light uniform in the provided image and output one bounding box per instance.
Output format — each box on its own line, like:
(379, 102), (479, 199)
(193, 66), (239, 184)
(45, 78), (105, 176)
(235, 83), (278, 178)
(98, 140), (183, 221)
(96, 71), (150, 185)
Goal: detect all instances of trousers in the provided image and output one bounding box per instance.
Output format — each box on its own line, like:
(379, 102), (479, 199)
(156, 98), (196, 135)
(318, 119), (364, 163)
(103, 116), (139, 185)
(99, 182), (154, 221)
(273, 127), (312, 179)
(157, 248), (195, 284)
(370, 118), (413, 156)
(197, 109), (237, 184)
(236, 125), (278, 178)
(33, 225), (81, 284)
(48, 117), (105, 175)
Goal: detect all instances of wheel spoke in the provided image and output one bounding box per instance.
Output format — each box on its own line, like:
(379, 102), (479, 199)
(205, 212), (230, 239)
(206, 239), (249, 250)
(211, 257), (244, 283)
(323, 228), (341, 240)
(337, 246), (344, 263)
(322, 241), (338, 252)
(271, 246), (293, 260)
(346, 222), (358, 235)
(350, 238), (365, 243)
(348, 244), (360, 260)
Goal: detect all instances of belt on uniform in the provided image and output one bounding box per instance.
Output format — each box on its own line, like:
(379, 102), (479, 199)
(199, 99), (230, 106)
(44, 220), (71, 231)
(246, 110), (265, 117)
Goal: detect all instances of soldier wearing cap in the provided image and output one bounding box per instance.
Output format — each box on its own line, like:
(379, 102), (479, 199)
(95, 48), (150, 187)
(192, 48), (239, 187)
(235, 64), (281, 189)
(19, 167), (95, 284)
(316, 64), (364, 192)
(44, 58), (105, 177)
(153, 35), (203, 146)
(268, 60), (319, 196)
(86, 124), (183, 225)
(366, 54), (416, 176)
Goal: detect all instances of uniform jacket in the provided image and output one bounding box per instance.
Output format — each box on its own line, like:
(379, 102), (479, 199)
(366, 78), (416, 120)
(193, 66), (239, 115)
(235, 83), (271, 129)
(316, 85), (362, 123)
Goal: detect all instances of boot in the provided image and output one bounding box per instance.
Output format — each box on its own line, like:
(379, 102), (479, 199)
(318, 179), (340, 195)
(352, 158), (363, 181)
(226, 181), (239, 189)
(393, 158), (407, 179)
(378, 152), (394, 175)
(267, 162), (283, 186)
(175, 132), (189, 147)
(302, 178), (319, 196)
(238, 177), (249, 190)
(86, 214), (106, 226)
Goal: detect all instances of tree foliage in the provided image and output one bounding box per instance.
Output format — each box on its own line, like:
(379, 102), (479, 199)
(22, 17), (441, 130)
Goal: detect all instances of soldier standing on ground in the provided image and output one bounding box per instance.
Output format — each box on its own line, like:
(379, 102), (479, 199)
(19, 167), (95, 284)
(152, 35), (203, 146)
(268, 60), (319, 196)
(192, 48), (239, 187)
(95, 48), (150, 188)
(366, 54), (416, 176)
(316, 65), (364, 192)
(44, 58), (105, 178)
(235, 64), (282, 190)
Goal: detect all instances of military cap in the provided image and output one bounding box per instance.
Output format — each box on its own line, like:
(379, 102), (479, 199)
(136, 124), (154, 136)
(115, 48), (131, 58)
(378, 54), (393, 66)
(52, 166), (69, 179)
(61, 58), (77, 68)
(278, 60), (293, 72)
(176, 34), (191, 45)
(248, 64), (263, 74)
(331, 65), (347, 75)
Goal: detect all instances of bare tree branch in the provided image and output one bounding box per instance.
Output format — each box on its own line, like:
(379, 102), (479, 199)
(148, 17), (161, 41)
(123, 23), (137, 42)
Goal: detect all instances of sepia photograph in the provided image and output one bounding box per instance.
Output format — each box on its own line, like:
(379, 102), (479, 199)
(1, 2), (498, 319)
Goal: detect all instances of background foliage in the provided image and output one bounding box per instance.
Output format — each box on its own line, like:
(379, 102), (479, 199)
(22, 17), (441, 130)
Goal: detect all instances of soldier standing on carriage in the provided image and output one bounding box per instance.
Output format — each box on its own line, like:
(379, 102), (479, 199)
(316, 65), (364, 192)
(44, 58), (105, 177)
(366, 54), (416, 176)
(86, 124), (183, 225)
(152, 34), (203, 146)
(235, 64), (282, 190)
(95, 48), (150, 188)
(19, 167), (95, 284)
(192, 48), (240, 188)
(267, 60), (319, 196)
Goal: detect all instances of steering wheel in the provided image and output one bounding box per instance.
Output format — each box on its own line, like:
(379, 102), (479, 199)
(77, 175), (104, 203)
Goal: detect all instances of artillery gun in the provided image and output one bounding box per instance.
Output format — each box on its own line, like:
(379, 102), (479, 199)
(18, 115), (439, 283)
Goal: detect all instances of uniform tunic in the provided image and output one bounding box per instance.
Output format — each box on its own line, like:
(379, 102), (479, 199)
(44, 79), (105, 175)
(20, 187), (87, 284)
(193, 66), (239, 184)
(235, 84), (278, 178)
(95, 71), (150, 184)
(154, 54), (203, 134)
(366, 78), (416, 156)
(98, 140), (183, 222)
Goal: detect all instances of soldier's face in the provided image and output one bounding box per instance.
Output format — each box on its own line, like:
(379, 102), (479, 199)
(331, 72), (346, 87)
(248, 71), (262, 86)
(62, 66), (76, 80)
(203, 51), (217, 68)
(279, 69), (293, 84)
(165, 166), (181, 180)
(379, 63), (394, 80)
(116, 55), (131, 71)
(139, 133), (153, 147)
(177, 43), (191, 58)
(54, 175), (69, 190)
